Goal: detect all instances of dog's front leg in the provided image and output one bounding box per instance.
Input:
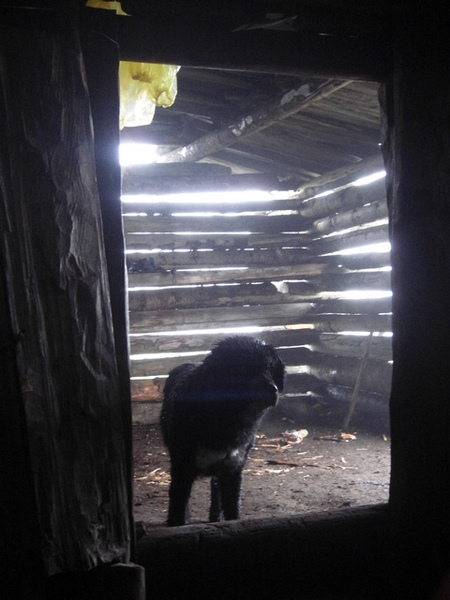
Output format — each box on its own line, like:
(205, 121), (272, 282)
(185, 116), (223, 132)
(167, 463), (195, 526)
(209, 476), (224, 522)
(217, 468), (243, 521)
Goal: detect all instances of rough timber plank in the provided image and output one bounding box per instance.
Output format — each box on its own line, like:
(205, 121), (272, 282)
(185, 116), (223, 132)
(0, 27), (131, 574)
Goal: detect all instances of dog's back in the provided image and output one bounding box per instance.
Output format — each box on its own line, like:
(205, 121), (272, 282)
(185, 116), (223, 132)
(161, 337), (285, 451)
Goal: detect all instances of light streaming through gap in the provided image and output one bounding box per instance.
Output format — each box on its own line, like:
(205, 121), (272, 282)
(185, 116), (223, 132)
(121, 143), (392, 373)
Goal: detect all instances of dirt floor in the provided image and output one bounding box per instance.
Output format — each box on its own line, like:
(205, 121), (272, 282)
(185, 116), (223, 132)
(133, 413), (390, 528)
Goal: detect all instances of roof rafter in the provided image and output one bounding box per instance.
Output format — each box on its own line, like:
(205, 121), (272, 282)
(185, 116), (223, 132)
(157, 79), (350, 164)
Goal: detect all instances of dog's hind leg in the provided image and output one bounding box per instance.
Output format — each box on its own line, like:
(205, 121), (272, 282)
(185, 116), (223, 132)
(209, 476), (224, 522)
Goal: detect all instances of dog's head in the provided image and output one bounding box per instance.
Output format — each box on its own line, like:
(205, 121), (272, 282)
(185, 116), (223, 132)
(201, 336), (286, 410)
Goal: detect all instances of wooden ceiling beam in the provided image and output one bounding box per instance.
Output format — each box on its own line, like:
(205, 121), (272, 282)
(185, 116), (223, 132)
(80, 7), (394, 81)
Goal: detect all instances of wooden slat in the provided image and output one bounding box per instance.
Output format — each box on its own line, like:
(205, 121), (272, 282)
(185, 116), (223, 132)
(311, 333), (392, 361)
(127, 262), (344, 288)
(312, 297), (392, 315)
(288, 271), (392, 293)
(126, 248), (390, 271)
(129, 329), (319, 355)
(332, 252), (391, 270)
(122, 196), (308, 214)
(129, 329), (391, 362)
(122, 213), (308, 234)
(306, 359), (392, 396)
(322, 385), (389, 412)
(304, 313), (392, 332)
(129, 302), (315, 333)
(129, 311), (391, 338)
(299, 173), (386, 220)
(123, 162), (231, 180)
(122, 172), (283, 195)
(312, 200), (388, 235)
(292, 153), (385, 201)
(126, 247), (313, 270)
(127, 225), (386, 255)
(125, 235), (390, 260)
(125, 232), (312, 251)
(122, 196), (307, 216)
(127, 264), (390, 290)
(279, 394), (388, 426)
(311, 223), (389, 253)
(129, 280), (391, 313)
(130, 347), (392, 395)
(128, 282), (315, 312)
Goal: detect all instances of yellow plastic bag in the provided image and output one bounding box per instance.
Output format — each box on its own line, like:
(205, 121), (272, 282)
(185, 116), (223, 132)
(85, 1), (128, 15)
(85, 2), (180, 128)
(119, 62), (180, 129)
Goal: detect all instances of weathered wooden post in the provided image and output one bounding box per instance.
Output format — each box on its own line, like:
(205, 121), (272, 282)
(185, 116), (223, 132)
(0, 8), (141, 598)
(81, 23), (136, 563)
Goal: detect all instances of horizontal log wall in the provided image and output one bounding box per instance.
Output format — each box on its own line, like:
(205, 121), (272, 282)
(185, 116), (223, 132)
(123, 153), (391, 429)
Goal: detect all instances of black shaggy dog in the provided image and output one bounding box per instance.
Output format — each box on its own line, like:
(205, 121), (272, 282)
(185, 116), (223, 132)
(160, 336), (286, 526)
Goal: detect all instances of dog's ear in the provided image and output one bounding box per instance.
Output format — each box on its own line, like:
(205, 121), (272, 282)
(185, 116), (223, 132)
(273, 358), (286, 392)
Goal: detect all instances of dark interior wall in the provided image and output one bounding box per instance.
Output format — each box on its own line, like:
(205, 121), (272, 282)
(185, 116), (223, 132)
(381, 6), (450, 598)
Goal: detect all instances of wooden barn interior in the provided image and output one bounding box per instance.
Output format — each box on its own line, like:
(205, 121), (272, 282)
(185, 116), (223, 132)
(124, 72), (391, 434)
(1, 1), (450, 599)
